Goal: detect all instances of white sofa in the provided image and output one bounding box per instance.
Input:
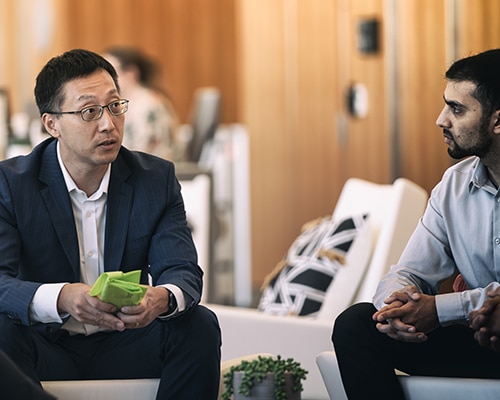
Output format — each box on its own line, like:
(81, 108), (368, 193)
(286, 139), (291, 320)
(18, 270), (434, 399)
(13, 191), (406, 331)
(39, 177), (432, 399)
(316, 351), (500, 400)
(208, 178), (429, 399)
(42, 353), (274, 400)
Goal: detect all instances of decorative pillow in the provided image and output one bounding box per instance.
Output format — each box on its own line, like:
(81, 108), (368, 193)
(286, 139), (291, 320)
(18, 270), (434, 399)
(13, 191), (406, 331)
(258, 213), (371, 317)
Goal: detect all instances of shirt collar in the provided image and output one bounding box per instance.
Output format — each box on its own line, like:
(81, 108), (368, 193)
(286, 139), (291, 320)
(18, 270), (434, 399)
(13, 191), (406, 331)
(56, 141), (111, 197)
(469, 157), (499, 195)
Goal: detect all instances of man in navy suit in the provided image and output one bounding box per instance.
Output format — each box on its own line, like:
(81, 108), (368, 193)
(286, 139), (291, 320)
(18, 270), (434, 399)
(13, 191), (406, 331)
(0, 49), (221, 399)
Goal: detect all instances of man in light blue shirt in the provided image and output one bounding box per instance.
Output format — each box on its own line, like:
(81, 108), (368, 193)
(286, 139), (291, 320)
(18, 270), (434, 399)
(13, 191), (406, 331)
(333, 48), (500, 399)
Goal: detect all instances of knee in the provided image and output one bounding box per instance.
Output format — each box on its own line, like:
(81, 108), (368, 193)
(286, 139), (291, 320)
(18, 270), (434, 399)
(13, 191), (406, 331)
(173, 305), (221, 345)
(332, 302), (376, 346)
(192, 305), (221, 337)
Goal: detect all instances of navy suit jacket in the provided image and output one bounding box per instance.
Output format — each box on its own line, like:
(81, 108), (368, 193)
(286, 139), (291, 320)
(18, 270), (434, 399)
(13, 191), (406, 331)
(0, 138), (202, 327)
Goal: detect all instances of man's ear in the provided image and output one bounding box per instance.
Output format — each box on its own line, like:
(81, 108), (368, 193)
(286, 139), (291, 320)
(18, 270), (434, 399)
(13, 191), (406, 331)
(41, 113), (59, 138)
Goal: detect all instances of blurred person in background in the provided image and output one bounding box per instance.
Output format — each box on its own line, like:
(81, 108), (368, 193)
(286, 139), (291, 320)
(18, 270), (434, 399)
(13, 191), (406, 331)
(104, 46), (179, 160)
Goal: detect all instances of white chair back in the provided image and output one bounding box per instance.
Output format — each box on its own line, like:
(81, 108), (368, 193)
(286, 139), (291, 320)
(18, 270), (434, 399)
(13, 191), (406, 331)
(354, 178), (428, 302)
(323, 178), (428, 314)
(179, 171), (212, 303)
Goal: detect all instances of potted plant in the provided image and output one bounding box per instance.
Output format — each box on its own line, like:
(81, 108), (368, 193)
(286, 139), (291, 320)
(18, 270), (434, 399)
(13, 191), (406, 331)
(221, 355), (308, 400)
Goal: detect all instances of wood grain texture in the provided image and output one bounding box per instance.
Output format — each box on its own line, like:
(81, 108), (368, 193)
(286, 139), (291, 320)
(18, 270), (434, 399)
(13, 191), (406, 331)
(1, 0), (500, 295)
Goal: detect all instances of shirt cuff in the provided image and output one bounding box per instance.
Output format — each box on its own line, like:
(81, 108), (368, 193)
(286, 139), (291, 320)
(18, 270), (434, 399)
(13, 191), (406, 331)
(157, 284), (185, 318)
(29, 282), (68, 324)
(435, 292), (469, 326)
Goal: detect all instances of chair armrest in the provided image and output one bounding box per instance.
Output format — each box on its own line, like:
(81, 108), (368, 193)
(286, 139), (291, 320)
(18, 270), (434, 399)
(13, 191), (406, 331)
(316, 351), (348, 400)
(42, 379), (160, 400)
(316, 350), (500, 400)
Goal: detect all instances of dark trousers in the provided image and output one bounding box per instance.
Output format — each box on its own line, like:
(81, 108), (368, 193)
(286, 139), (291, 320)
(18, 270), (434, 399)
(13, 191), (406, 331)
(0, 305), (221, 400)
(332, 302), (500, 400)
(0, 349), (56, 400)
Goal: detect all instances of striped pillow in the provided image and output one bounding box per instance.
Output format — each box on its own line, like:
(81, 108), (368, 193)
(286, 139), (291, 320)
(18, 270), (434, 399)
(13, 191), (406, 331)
(258, 213), (368, 317)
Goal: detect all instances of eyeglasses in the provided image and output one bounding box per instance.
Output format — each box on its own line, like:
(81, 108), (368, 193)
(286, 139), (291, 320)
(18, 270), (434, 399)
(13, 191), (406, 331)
(48, 99), (129, 121)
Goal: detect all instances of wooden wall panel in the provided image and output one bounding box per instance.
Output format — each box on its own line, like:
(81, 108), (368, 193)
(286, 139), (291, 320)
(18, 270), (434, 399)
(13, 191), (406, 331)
(1, 0), (45, 117)
(3, 0), (500, 299)
(295, 0), (342, 221)
(339, 0), (390, 183)
(0, 0), (14, 158)
(457, 0), (500, 55)
(394, 0), (450, 194)
(0, 0), (13, 90)
(236, 0), (290, 287)
(239, 0), (390, 289)
(55, 0), (238, 124)
(238, 0), (362, 288)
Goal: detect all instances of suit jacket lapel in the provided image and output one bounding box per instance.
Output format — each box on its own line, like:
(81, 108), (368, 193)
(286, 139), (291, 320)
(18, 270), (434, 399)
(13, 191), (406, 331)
(104, 153), (133, 272)
(38, 140), (80, 279)
(38, 142), (134, 276)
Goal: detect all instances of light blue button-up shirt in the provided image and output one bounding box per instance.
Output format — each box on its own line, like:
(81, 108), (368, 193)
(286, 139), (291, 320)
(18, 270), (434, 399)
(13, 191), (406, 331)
(374, 156), (500, 326)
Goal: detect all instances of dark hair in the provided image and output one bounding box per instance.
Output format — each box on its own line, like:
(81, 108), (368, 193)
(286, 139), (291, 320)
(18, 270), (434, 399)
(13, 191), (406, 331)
(446, 49), (500, 116)
(34, 49), (120, 116)
(104, 46), (158, 87)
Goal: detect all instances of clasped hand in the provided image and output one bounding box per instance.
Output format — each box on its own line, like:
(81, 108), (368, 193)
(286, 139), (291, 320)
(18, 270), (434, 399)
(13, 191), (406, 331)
(57, 283), (169, 331)
(372, 285), (438, 343)
(469, 287), (500, 352)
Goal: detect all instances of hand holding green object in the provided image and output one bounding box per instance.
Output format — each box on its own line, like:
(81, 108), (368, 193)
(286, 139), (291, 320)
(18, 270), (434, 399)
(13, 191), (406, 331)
(89, 270), (147, 309)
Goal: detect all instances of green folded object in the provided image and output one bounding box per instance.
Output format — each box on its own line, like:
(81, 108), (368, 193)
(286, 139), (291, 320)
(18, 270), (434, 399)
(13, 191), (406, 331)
(89, 270), (147, 309)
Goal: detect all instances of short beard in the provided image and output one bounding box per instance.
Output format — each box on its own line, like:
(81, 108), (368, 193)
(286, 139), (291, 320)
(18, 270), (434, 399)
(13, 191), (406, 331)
(447, 116), (492, 159)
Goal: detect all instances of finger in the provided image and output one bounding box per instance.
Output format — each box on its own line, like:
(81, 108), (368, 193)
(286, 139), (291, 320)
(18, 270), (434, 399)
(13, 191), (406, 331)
(468, 310), (479, 324)
(478, 302), (495, 314)
(408, 291), (421, 301)
(376, 322), (396, 335)
(469, 313), (488, 330)
(94, 311), (104, 326)
(115, 310), (146, 329)
(487, 288), (500, 297)
(402, 286), (420, 297)
(119, 304), (143, 315)
(384, 291), (408, 303)
(377, 323), (426, 342)
(393, 330), (428, 343)
(474, 327), (492, 348)
(373, 310), (384, 321)
(373, 302), (405, 321)
(374, 307), (407, 322)
(389, 317), (417, 333)
(377, 317), (415, 334)
(91, 311), (125, 331)
(123, 321), (141, 329)
(120, 319), (142, 330)
(90, 297), (118, 314)
(490, 336), (500, 352)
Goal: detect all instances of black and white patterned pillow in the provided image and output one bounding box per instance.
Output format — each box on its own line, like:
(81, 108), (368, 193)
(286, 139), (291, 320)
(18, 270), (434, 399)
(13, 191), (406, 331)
(258, 213), (369, 317)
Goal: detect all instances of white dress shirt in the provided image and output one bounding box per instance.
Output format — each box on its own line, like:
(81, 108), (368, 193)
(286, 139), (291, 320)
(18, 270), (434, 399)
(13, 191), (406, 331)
(30, 143), (184, 334)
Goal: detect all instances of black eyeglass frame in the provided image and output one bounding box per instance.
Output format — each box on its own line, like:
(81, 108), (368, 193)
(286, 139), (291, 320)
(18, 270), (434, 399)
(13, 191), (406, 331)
(47, 99), (129, 121)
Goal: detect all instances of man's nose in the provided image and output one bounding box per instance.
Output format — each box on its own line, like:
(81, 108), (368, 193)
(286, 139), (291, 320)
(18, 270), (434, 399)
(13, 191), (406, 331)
(435, 107), (449, 128)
